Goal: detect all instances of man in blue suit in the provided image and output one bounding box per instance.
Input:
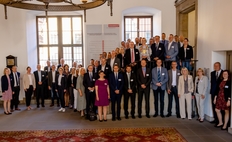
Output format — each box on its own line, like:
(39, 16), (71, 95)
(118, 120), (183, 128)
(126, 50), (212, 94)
(109, 65), (124, 121)
(152, 59), (168, 118)
(164, 34), (178, 70)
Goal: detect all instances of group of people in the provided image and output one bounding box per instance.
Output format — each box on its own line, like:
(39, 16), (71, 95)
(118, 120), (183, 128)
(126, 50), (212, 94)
(1, 33), (231, 131)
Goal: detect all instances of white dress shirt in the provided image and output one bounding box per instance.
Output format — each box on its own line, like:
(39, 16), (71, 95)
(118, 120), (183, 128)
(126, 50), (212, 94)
(168, 41), (173, 50)
(28, 74), (33, 85)
(110, 58), (115, 70)
(52, 71), (56, 83)
(172, 70), (177, 86)
(58, 75), (62, 86)
(101, 65), (105, 71)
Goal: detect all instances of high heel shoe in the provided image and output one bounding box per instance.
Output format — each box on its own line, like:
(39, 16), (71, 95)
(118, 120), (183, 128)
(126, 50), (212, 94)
(104, 119), (107, 122)
(215, 124), (223, 128)
(8, 111), (12, 115)
(221, 127), (228, 130)
(4, 112), (9, 115)
(99, 119), (103, 122)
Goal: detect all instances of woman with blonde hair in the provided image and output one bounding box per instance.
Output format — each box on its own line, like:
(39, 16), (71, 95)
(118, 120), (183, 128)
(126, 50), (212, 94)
(139, 37), (151, 61)
(178, 67), (194, 119)
(76, 67), (86, 116)
(194, 68), (208, 122)
(1, 68), (14, 114)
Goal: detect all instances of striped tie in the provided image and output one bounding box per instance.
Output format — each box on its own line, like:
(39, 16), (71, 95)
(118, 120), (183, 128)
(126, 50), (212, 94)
(158, 68), (161, 82)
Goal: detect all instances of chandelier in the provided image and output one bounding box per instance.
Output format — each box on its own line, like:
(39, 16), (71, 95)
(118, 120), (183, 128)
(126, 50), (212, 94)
(0, 0), (113, 21)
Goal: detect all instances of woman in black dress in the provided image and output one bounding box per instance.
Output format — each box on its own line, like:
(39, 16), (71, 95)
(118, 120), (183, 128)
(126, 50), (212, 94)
(214, 70), (231, 130)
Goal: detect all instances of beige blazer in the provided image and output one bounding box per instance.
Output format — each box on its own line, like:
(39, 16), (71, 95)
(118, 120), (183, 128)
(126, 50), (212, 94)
(194, 76), (208, 96)
(178, 75), (194, 95)
(23, 73), (36, 89)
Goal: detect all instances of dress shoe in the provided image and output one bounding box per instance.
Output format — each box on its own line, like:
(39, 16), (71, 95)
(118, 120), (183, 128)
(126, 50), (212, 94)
(215, 124), (223, 128)
(138, 115), (142, 118)
(112, 118), (116, 121)
(4, 112), (9, 115)
(50, 104), (54, 107)
(117, 117), (121, 121)
(8, 111), (12, 115)
(37, 105), (40, 108)
(146, 115), (150, 118)
(57, 104), (60, 107)
(176, 114), (181, 118)
(104, 119), (107, 122)
(166, 114), (171, 117)
(221, 127), (228, 130)
(125, 116), (129, 119)
(160, 114), (165, 118)
(74, 109), (77, 112)
(99, 119), (103, 122)
(10, 109), (14, 112)
(15, 108), (21, 111)
(132, 116), (135, 119)
(42, 105), (45, 107)
(153, 114), (158, 117)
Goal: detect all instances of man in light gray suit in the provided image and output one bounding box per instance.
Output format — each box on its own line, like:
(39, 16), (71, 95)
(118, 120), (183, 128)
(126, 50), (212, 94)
(166, 61), (181, 118)
(152, 59), (168, 118)
(164, 34), (178, 70)
(107, 51), (121, 70)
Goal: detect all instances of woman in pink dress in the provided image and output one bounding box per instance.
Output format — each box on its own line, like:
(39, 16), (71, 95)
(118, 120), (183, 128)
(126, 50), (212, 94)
(214, 70), (231, 130)
(95, 70), (110, 122)
(1, 68), (14, 115)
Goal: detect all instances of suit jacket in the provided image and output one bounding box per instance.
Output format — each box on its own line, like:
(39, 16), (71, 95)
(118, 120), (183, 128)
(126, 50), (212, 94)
(44, 66), (52, 74)
(124, 48), (140, 66)
(67, 74), (76, 88)
(10, 72), (20, 91)
(55, 74), (67, 90)
(107, 57), (121, 69)
(1, 75), (14, 92)
(151, 67), (168, 90)
(179, 45), (193, 60)
(137, 67), (152, 88)
(164, 41), (178, 61)
(160, 39), (168, 46)
(48, 70), (58, 87)
(57, 64), (64, 70)
(83, 72), (96, 91)
(215, 80), (231, 101)
(167, 69), (181, 91)
(178, 75), (194, 95)
(194, 76), (208, 96)
(150, 42), (165, 61)
(210, 70), (223, 95)
(117, 53), (126, 68)
(109, 72), (124, 94)
(97, 64), (112, 79)
(23, 73), (36, 89)
(124, 72), (137, 93)
(33, 70), (46, 86)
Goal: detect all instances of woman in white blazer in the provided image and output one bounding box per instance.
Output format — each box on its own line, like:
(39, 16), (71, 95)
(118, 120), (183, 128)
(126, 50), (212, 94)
(194, 68), (208, 122)
(23, 66), (36, 110)
(178, 67), (194, 119)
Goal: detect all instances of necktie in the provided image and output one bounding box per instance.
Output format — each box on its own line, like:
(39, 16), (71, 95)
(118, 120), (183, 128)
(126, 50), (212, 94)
(128, 73), (131, 89)
(158, 68), (161, 82)
(95, 67), (97, 73)
(216, 72), (218, 80)
(15, 73), (18, 86)
(89, 72), (92, 81)
(115, 72), (118, 89)
(38, 71), (41, 82)
(143, 68), (145, 77)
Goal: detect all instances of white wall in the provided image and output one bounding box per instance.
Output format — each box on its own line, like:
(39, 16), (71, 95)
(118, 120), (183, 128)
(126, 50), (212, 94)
(197, 0), (232, 129)
(188, 10), (196, 47)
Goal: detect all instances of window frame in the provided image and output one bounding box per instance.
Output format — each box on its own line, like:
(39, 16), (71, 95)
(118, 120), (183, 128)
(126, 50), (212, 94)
(36, 15), (84, 68)
(124, 16), (153, 42)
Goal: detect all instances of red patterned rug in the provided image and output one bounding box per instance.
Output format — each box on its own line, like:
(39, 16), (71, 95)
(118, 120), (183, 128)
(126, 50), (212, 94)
(0, 127), (187, 142)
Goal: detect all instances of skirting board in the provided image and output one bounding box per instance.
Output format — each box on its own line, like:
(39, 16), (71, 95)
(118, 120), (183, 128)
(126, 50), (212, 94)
(229, 127), (232, 135)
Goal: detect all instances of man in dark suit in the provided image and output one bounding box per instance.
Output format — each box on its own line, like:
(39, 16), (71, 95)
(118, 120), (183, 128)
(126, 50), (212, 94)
(160, 33), (169, 45)
(152, 59), (168, 118)
(124, 41), (140, 72)
(124, 65), (137, 119)
(83, 65), (97, 119)
(97, 58), (112, 79)
(34, 64), (46, 108)
(178, 38), (193, 71)
(48, 65), (59, 107)
(57, 58), (65, 70)
(107, 51), (121, 70)
(166, 61), (181, 118)
(210, 62), (223, 124)
(137, 59), (152, 118)
(44, 60), (52, 99)
(150, 35), (165, 68)
(109, 65), (124, 121)
(10, 66), (21, 111)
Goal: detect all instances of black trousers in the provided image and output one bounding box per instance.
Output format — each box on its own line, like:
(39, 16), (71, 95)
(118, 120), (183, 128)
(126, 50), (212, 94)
(167, 86), (179, 115)
(111, 93), (122, 119)
(69, 87), (74, 106)
(36, 85), (44, 106)
(25, 85), (33, 107)
(154, 87), (165, 115)
(124, 91), (136, 116)
(138, 87), (150, 115)
(51, 83), (59, 105)
(11, 86), (20, 109)
(43, 79), (50, 99)
(85, 90), (96, 115)
(58, 86), (65, 108)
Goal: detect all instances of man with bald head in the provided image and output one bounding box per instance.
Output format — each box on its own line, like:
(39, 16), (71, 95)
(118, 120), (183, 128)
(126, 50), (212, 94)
(34, 64), (47, 108)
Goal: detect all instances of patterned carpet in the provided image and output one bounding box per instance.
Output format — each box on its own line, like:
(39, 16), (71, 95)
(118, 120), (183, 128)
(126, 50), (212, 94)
(0, 127), (187, 142)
